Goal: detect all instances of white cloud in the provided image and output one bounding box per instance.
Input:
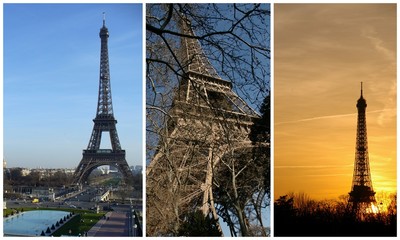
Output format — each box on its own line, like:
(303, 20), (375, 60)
(362, 26), (396, 63)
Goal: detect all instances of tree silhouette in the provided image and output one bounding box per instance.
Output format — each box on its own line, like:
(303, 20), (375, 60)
(274, 192), (396, 236)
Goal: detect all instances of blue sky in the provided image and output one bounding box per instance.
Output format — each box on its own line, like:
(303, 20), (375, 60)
(4, 4), (143, 168)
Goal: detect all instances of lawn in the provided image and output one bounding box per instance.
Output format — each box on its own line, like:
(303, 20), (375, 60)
(52, 211), (105, 236)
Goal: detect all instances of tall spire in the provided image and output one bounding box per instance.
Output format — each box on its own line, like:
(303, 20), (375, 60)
(175, 13), (259, 117)
(100, 12), (109, 37)
(97, 13), (112, 116)
(357, 82), (367, 110)
(178, 15), (220, 79)
(349, 82), (375, 217)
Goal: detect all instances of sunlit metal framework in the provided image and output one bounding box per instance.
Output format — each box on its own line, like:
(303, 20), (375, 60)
(146, 14), (268, 236)
(348, 82), (376, 216)
(73, 16), (133, 185)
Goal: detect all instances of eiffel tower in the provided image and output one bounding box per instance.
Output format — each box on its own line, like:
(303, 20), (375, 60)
(146, 15), (268, 236)
(73, 15), (133, 185)
(348, 82), (376, 217)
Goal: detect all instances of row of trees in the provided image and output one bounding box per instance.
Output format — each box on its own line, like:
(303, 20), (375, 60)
(4, 168), (142, 190)
(275, 192), (396, 236)
(4, 168), (72, 187)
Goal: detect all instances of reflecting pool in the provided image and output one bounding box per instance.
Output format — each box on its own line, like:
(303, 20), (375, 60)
(4, 210), (71, 236)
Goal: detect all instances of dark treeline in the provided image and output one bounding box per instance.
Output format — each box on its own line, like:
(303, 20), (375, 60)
(274, 192), (396, 236)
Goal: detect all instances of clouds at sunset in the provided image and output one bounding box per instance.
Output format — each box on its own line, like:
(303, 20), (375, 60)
(274, 4), (396, 200)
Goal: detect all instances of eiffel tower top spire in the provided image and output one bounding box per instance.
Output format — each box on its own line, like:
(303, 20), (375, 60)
(97, 13), (113, 117)
(179, 15), (221, 79)
(357, 82), (367, 110)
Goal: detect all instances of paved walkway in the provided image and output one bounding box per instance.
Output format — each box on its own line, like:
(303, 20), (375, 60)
(87, 211), (131, 236)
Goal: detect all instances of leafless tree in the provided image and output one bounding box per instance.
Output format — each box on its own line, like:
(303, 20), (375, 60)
(146, 3), (270, 236)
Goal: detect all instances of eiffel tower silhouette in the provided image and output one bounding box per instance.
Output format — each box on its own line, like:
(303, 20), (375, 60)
(73, 15), (133, 185)
(146, 14), (268, 236)
(348, 82), (376, 217)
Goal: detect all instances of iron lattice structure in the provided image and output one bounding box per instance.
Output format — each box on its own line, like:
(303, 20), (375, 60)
(348, 83), (376, 215)
(146, 15), (269, 236)
(73, 16), (133, 185)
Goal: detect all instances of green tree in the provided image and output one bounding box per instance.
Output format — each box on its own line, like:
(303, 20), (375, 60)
(178, 210), (222, 236)
(250, 95), (270, 143)
(9, 168), (23, 184)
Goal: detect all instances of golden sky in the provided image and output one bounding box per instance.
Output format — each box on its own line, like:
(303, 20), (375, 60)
(274, 4), (396, 200)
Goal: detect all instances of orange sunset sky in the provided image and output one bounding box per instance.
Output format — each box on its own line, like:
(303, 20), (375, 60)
(274, 4), (396, 200)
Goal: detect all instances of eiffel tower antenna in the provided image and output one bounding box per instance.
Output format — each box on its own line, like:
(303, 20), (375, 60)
(361, 81), (363, 96)
(73, 15), (133, 186)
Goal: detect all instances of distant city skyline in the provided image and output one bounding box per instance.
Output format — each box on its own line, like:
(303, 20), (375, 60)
(4, 4), (143, 168)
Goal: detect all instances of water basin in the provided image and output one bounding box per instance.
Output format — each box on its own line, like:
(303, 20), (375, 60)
(4, 210), (71, 236)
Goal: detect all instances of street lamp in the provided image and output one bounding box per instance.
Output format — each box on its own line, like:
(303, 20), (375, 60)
(133, 224), (137, 236)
